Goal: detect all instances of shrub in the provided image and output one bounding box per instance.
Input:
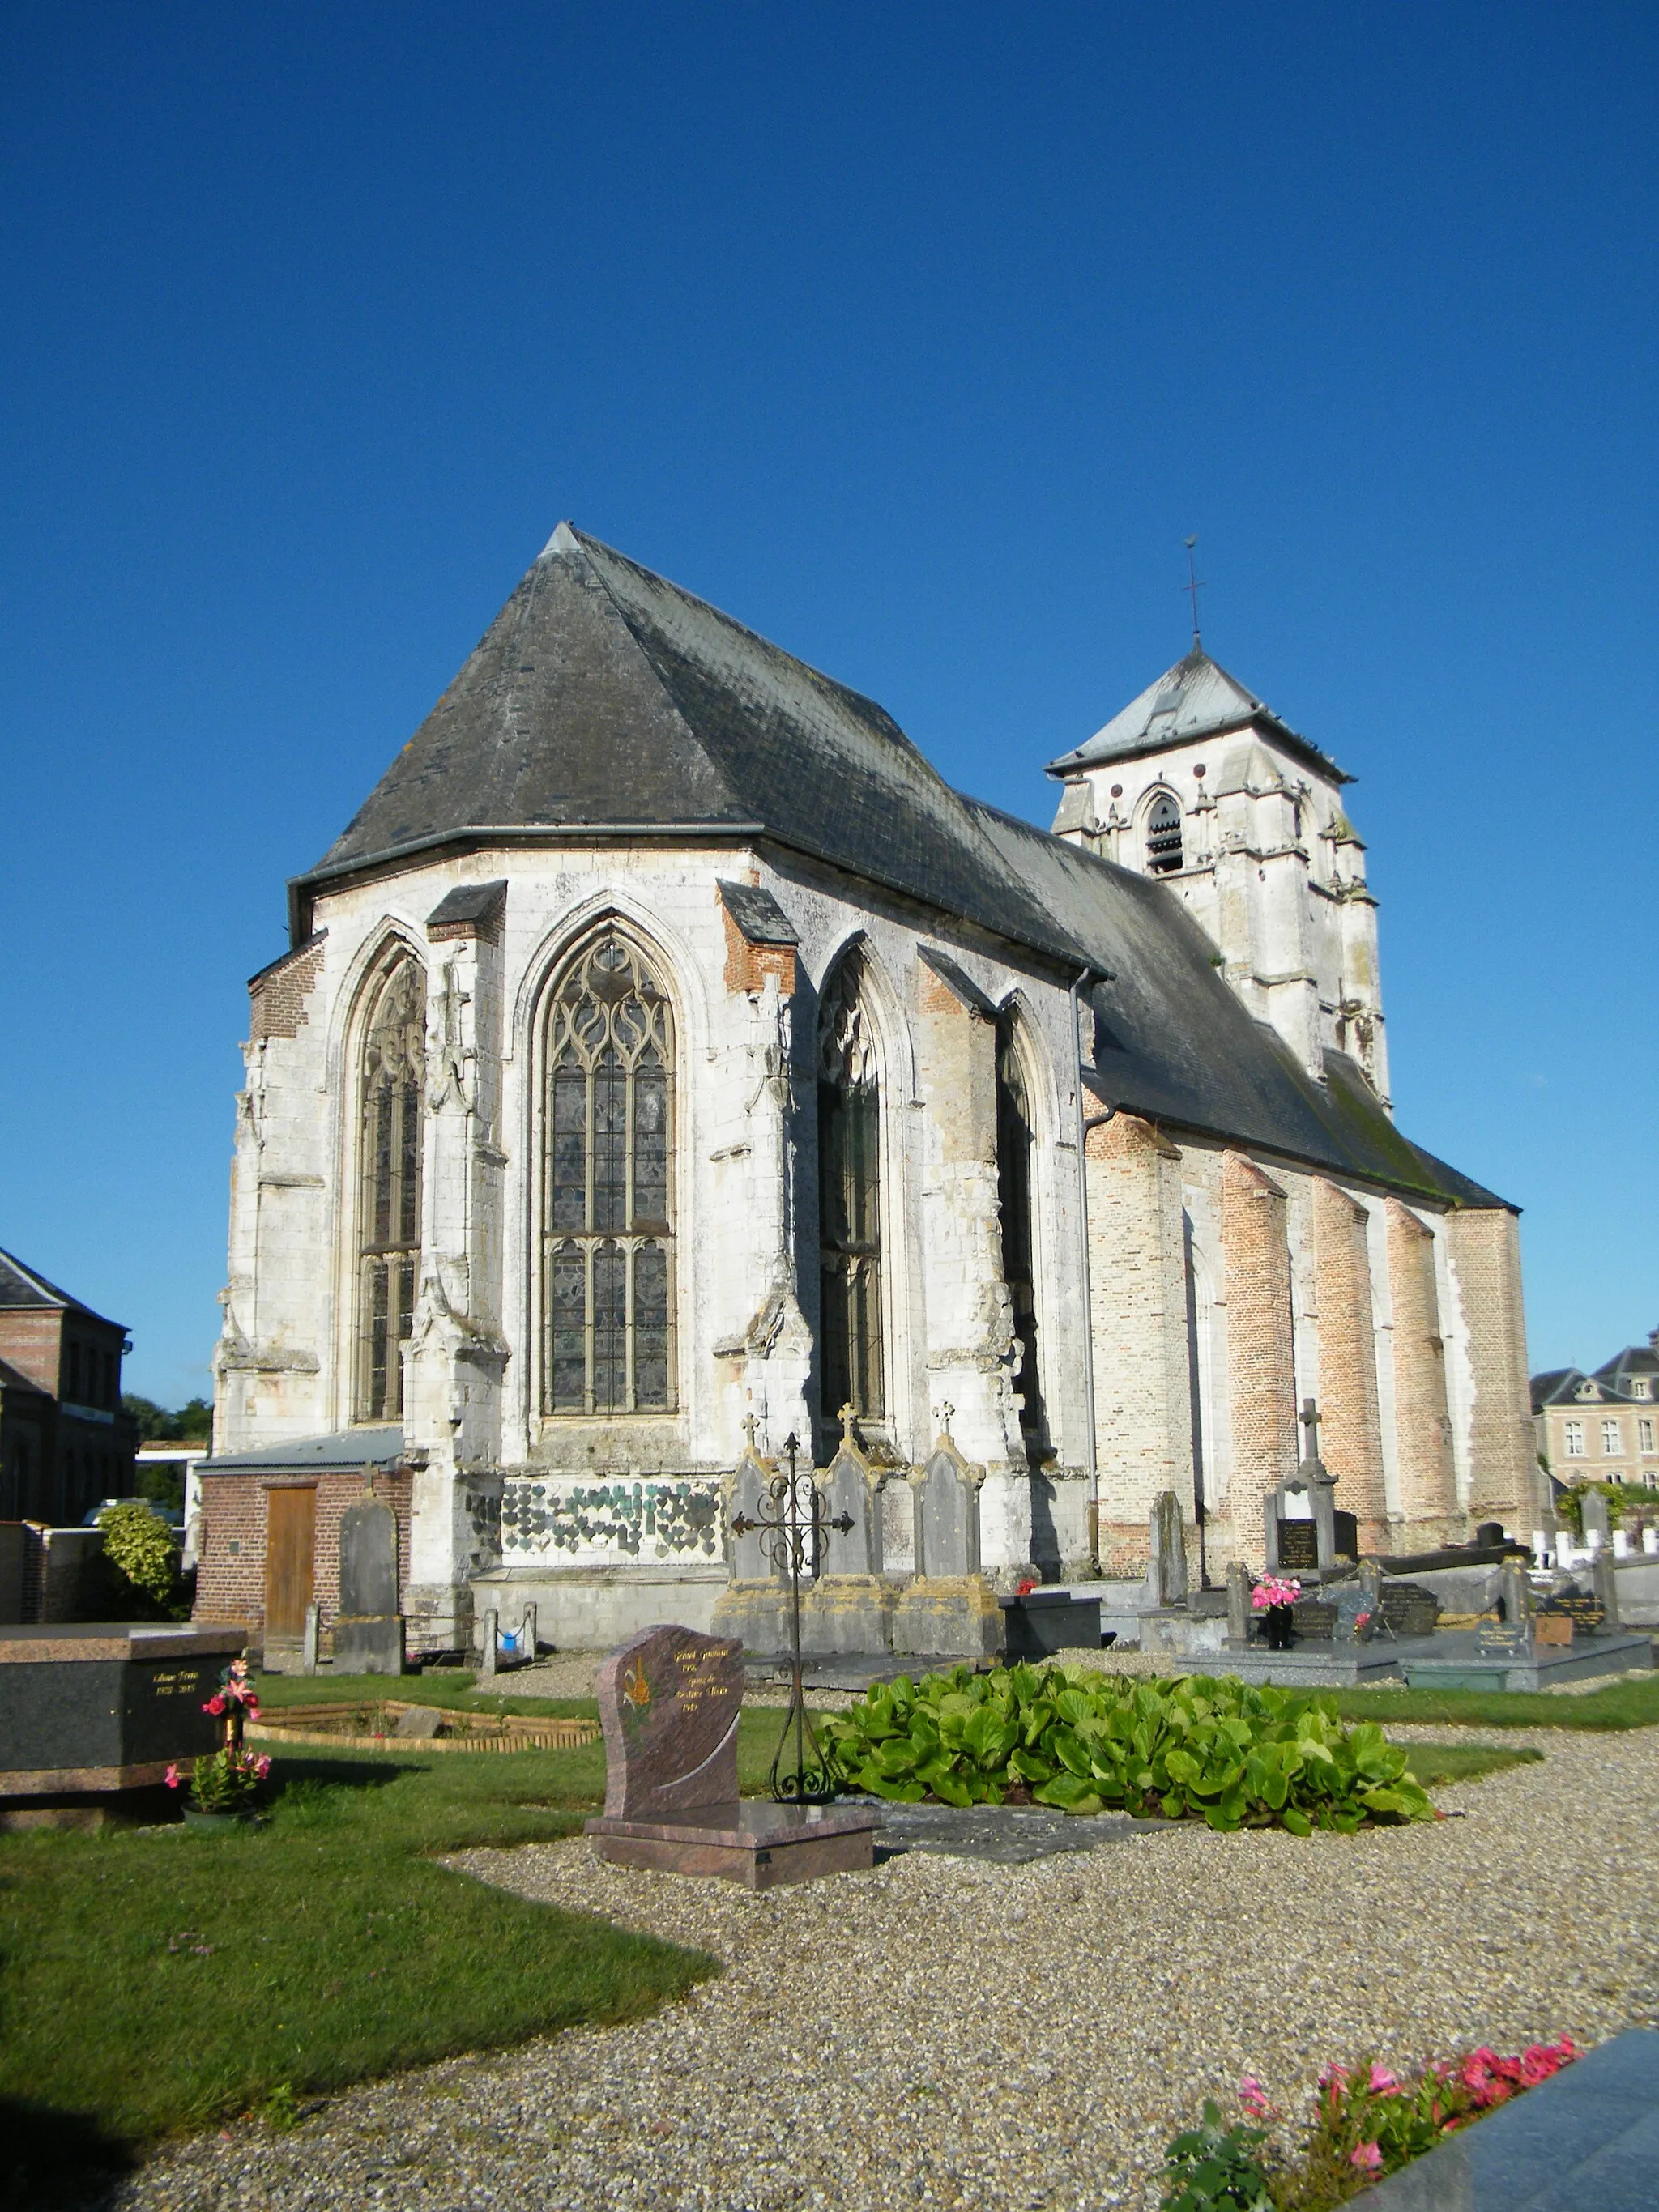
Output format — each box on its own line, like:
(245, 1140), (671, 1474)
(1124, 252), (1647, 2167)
(1161, 2100), (1274, 2211)
(821, 1664), (1435, 1834)
(96, 1502), (185, 1617)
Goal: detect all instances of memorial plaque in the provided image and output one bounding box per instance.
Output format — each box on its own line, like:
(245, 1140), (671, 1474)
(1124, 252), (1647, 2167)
(596, 1623), (745, 1820)
(1539, 1588), (1606, 1634)
(1277, 1520), (1320, 1572)
(1380, 1579), (1442, 1639)
(1534, 1614), (1572, 1648)
(1477, 1617), (1531, 1656)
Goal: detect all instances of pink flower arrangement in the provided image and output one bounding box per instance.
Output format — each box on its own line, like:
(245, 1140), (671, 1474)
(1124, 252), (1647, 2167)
(1231, 2037), (1577, 2199)
(1252, 1575), (1303, 1611)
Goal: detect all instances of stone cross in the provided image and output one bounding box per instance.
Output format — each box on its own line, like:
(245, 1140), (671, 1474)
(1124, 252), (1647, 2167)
(839, 1402), (857, 1445)
(935, 1402), (954, 1439)
(742, 1411), (760, 1451)
(1299, 1398), (1323, 1464)
(595, 1624), (746, 1820)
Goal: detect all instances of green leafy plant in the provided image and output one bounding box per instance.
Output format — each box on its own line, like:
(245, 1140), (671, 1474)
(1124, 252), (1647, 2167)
(168, 1745), (272, 1815)
(1161, 2100), (1274, 2212)
(820, 1664), (1435, 1834)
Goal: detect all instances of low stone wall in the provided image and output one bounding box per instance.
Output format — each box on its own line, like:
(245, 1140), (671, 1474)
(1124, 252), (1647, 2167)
(470, 1565), (728, 1651)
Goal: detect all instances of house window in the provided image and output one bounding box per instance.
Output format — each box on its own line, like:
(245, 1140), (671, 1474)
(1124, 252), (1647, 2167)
(356, 952), (426, 1421)
(1640, 1419), (1655, 1453)
(541, 931), (676, 1416)
(1564, 1420), (1584, 1457)
(1602, 1419), (1623, 1456)
(1145, 791), (1183, 875)
(1632, 1378), (1652, 1400)
(817, 950), (885, 1422)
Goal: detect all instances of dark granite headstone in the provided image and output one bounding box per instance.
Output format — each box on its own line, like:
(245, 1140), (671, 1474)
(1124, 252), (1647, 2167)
(1277, 1520), (1320, 1572)
(1539, 1584), (1606, 1634)
(1474, 1519), (1508, 1548)
(595, 1624), (745, 1820)
(1, 1625), (247, 1793)
(1332, 1509), (1358, 1562)
(1289, 1599), (1337, 1642)
(1379, 1579), (1442, 1639)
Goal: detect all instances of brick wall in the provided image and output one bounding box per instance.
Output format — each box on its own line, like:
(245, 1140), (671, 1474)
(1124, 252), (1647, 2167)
(1086, 1115), (1194, 1571)
(194, 1470), (415, 1652)
(1311, 1178), (1388, 1546)
(0, 1308), (62, 1395)
(720, 903), (797, 995)
(1447, 1207), (1540, 1532)
(249, 934), (327, 1042)
(1220, 1150), (1298, 1569)
(1384, 1199), (1460, 1537)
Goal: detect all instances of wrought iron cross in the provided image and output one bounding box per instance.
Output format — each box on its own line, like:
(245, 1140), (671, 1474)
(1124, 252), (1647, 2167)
(1183, 535), (1206, 650)
(731, 1433), (854, 1803)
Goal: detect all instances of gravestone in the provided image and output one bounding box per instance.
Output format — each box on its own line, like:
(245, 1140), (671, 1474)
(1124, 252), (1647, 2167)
(1581, 1490), (1610, 1545)
(1474, 1519), (1508, 1548)
(595, 1624), (745, 1820)
(1539, 1582), (1606, 1634)
(1289, 1598), (1337, 1642)
(1332, 1509), (1359, 1563)
(1499, 1557), (1532, 1629)
(1146, 1491), (1188, 1609)
(710, 1447), (793, 1656)
(1330, 1580), (1379, 1643)
(332, 1490), (403, 1675)
(1378, 1578), (1441, 1639)
(1265, 1470), (1336, 1576)
(1226, 1559), (1252, 1647)
(1593, 1550), (1621, 1628)
(2, 1623), (247, 1805)
(801, 1438), (895, 1655)
(477, 1605), (499, 1682)
(893, 1440), (1001, 1657)
(585, 1623), (878, 1888)
(393, 1702), (444, 1739)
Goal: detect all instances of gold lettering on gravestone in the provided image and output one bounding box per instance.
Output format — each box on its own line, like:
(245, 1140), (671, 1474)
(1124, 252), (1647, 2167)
(1277, 1521), (1319, 1571)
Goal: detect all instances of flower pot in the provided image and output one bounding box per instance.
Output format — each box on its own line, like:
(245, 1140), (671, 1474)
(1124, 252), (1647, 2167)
(181, 1805), (244, 1832)
(1264, 1603), (1296, 1652)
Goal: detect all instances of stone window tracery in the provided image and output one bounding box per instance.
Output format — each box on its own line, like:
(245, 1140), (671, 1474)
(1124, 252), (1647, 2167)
(541, 932), (676, 1417)
(996, 1012), (1047, 1457)
(356, 952), (426, 1422)
(817, 951), (885, 1421)
(1145, 790), (1184, 875)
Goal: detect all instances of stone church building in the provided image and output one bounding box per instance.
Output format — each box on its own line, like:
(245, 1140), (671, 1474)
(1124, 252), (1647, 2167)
(195, 524), (1538, 1657)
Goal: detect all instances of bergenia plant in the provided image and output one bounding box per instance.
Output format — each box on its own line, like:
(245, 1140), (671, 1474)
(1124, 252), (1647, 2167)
(1251, 1575), (1303, 1611)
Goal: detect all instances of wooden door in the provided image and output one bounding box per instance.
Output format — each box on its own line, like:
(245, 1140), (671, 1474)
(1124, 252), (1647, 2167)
(265, 1485), (316, 1639)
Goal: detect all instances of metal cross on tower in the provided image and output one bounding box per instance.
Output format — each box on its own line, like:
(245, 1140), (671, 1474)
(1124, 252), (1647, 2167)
(731, 1433), (854, 1804)
(1183, 535), (1206, 651)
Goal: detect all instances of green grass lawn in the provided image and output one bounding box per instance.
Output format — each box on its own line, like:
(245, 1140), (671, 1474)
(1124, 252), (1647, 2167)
(1395, 1741), (1543, 1788)
(1317, 1671), (1659, 1732)
(0, 1741), (714, 2202)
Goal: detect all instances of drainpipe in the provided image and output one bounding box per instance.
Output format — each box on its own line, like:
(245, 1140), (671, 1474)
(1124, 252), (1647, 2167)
(1069, 969), (1108, 1577)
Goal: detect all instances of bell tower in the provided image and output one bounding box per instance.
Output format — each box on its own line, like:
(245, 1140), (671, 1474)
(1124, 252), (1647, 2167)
(1048, 649), (1388, 1106)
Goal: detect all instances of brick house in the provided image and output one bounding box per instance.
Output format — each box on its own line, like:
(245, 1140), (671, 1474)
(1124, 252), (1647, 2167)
(0, 1247), (139, 1524)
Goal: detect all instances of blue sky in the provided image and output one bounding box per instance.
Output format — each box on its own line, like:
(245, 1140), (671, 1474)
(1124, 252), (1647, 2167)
(2, 4), (1653, 1402)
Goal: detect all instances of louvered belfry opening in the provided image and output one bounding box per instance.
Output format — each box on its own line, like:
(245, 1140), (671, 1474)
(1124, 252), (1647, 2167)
(356, 952), (426, 1421)
(995, 1012), (1048, 1458)
(817, 950), (885, 1422)
(542, 931), (676, 1417)
(1145, 791), (1184, 874)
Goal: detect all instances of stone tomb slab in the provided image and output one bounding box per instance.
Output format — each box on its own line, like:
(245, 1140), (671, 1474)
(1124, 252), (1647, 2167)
(863, 1801), (1167, 1865)
(0, 1622), (248, 1796)
(586, 1623), (878, 1886)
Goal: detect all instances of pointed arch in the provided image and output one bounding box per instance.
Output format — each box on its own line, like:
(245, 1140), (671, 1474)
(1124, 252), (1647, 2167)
(1142, 786), (1184, 875)
(536, 920), (678, 1416)
(352, 944), (428, 1421)
(816, 940), (887, 1421)
(995, 1000), (1049, 1459)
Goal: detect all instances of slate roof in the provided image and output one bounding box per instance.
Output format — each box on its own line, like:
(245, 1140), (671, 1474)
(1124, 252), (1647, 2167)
(1531, 1356), (1659, 1413)
(1046, 647), (1351, 786)
(0, 1247), (119, 1324)
(197, 1428), (405, 1473)
(294, 524), (1510, 1213)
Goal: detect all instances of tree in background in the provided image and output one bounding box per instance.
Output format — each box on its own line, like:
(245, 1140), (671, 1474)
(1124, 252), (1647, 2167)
(122, 1394), (212, 1442)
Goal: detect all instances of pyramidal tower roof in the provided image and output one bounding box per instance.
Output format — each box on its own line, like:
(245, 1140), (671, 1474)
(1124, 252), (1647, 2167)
(296, 522), (1085, 965)
(1047, 646), (1350, 785)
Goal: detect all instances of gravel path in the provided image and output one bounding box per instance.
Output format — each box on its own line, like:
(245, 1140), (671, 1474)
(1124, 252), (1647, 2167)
(116, 1725), (1659, 2212)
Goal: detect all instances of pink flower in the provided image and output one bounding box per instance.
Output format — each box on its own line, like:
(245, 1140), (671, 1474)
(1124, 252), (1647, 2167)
(1317, 2061), (1348, 2090)
(1350, 2143), (1383, 2172)
(1368, 2064), (1400, 2094)
(204, 1694), (227, 1716)
(1239, 2074), (1271, 2117)
(164, 1763), (181, 1789)
(254, 1755), (271, 1779)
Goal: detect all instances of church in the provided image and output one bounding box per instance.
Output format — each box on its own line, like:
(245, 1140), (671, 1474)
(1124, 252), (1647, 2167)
(194, 524), (1539, 1660)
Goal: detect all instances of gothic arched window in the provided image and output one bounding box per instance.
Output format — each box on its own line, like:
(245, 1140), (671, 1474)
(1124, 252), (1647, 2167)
(817, 951), (885, 1421)
(356, 952), (426, 1422)
(1145, 791), (1183, 874)
(996, 1012), (1047, 1456)
(542, 931), (676, 1416)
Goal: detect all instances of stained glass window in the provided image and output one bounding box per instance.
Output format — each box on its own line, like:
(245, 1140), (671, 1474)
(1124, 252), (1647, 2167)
(996, 1012), (1047, 1455)
(356, 953), (425, 1421)
(541, 933), (676, 1415)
